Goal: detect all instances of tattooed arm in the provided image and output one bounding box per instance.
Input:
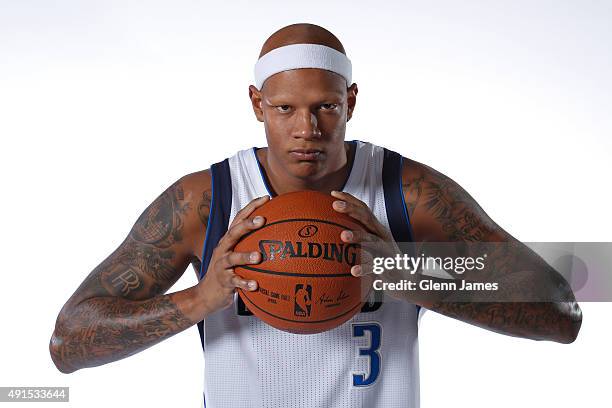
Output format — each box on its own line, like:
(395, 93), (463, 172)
(49, 171), (213, 373)
(402, 159), (582, 343)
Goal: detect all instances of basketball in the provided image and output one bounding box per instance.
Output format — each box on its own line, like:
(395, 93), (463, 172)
(234, 190), (369, 334)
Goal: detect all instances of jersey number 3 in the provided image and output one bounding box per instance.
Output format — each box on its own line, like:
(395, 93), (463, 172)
(352, 323), (382, 387)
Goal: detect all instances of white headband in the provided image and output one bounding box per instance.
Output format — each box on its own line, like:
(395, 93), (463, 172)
(254, 43), (352, 89)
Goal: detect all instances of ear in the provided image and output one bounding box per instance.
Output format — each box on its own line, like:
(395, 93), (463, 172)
(346, 83), (358, 122)
(248, 85), (264, 122)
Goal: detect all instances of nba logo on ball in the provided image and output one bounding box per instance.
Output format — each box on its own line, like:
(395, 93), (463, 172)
(294, 284), (312, 317)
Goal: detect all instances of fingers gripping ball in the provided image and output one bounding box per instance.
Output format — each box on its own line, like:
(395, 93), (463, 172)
(234, 190), (370, 334)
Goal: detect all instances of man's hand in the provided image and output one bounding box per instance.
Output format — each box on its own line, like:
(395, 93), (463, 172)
(196, 195), (270, 314)
(330, 190), (397, 276)
(329, 190), (410, 301)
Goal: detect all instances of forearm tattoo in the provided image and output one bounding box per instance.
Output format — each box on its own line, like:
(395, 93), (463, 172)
(430, 301), (582, 343)
(50, 293), (193, 372)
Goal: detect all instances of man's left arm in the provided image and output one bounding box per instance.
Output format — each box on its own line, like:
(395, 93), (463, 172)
(401, 158), (582, 343)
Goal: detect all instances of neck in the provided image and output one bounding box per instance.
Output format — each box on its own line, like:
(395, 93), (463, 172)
(256, 142), (355, 196)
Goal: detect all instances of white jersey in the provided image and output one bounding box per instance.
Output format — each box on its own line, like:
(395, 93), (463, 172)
(197, 140), (421, 408)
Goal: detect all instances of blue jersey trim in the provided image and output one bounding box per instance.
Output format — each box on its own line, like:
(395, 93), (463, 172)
(382, 148), (420, 315)
(342, 140), (357, 190)
(252, 147), (274, 196)
(398, 156), (416, 243)
(199, 159), (233, 279)
(399, 155), (420, 315)
(199, 170), (215, 280)
(382, 148), (414, 243)
(197, 159), (233, 350)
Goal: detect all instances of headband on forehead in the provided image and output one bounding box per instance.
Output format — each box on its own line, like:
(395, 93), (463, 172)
(254, 43), (352, 89)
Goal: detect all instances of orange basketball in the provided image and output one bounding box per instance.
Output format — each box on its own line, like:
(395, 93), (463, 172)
(234, 190), (369, 334)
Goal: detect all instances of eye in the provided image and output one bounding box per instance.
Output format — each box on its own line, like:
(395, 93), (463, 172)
(320, 103), (338, 111)
(276, 105), (291, 113)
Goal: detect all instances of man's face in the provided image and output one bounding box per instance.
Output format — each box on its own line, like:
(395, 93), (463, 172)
(250, 69), (356, 181)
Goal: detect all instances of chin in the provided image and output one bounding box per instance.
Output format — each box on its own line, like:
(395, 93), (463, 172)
(289, 161), (325, 180)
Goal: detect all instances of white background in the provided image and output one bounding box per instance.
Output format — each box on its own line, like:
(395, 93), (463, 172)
(1, 0), (610, 407)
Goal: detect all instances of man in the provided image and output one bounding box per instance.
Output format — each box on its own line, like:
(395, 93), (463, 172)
(50, 23), (582, 407)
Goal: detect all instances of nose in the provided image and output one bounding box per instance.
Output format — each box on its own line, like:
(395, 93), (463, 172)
(292, 109), (322, 139)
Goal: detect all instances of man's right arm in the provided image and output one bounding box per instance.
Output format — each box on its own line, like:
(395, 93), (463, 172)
(49, 171), (212, 373)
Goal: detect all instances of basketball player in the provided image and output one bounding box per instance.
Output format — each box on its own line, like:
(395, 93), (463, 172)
(49, 24), (582, 408)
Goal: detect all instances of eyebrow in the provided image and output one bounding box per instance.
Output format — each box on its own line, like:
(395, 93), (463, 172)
(264, 92), (344, 104)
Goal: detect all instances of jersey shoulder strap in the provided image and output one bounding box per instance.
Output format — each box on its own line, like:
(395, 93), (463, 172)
(196, 158), (233, 348)
(381, 146), (414, 243)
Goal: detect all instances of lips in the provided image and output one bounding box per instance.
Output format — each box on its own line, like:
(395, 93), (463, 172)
(289, 148), (323, 161)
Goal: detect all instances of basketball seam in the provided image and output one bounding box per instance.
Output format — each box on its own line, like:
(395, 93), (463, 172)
(238, 218), (355, 241)
(238, 265), (354, 278)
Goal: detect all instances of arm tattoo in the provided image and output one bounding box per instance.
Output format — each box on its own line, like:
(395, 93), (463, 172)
(99, 241), (177, 292)
(51, 178), (211, 372)
(198, 190), (212, 226)
(50, 293), (192, 372)
(131, 181), (190, 248)
(402, 160), (582, 343)
(402, 175), (423, 220)
(430, 301), (582, 343)
(421, 166), (495, 241)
